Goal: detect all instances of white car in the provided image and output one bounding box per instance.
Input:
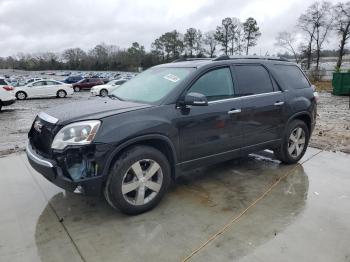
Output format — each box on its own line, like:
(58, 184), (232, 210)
(0, 77), (16, 111)
(15, 80), (74, 100)
(90, 79), (128, 97)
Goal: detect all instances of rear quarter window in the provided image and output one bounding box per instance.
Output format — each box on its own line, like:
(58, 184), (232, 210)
(274, 65), (310, 89)
(234, 65), (274, 96)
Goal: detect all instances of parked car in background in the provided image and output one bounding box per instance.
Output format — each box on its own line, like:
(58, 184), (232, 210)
(63, 75), (83, 84)
(72, 78), (104, 92)
(0, 77), (16, 111)
(90, 79), (128, 97)
(15, 80), (73, 100)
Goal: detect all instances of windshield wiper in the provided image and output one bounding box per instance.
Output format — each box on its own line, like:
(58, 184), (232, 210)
(108, 94), (124, 101)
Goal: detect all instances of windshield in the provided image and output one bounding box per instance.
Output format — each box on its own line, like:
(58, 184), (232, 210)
(111, 67), (194, 103)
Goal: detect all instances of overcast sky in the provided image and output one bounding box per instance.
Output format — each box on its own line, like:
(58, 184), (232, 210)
(0, 0), (339, 57)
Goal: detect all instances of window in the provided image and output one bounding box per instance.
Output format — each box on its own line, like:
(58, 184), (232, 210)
(274, 65), (310, 89)
(45, 81), (60, 85)
(32, 81), (46, 87)
(235, 65), (274, 96)
(187, 67), (234, 101)
(116, 80), (126, 85)
(0, 79), (7, 85)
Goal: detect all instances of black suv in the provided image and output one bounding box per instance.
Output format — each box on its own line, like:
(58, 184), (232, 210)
(26, 56), (317, 214)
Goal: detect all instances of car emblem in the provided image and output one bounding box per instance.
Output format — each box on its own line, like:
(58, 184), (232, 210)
(34, 120), (43, 133)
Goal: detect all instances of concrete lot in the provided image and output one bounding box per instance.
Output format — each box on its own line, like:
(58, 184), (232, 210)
(0, 148), (349, 262)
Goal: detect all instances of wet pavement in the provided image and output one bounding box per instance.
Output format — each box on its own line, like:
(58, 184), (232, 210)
(0, 148), (349, 262)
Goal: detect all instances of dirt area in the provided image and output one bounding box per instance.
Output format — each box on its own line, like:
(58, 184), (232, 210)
(0, 89), (349, 157)
(0, 92), (92, 156)
(310, 92), (350, 153)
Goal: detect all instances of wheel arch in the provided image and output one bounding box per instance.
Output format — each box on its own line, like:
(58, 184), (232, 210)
(57, 89), (67, 95)
(287, 111), (312, 133)
(103, 134), (178, 180)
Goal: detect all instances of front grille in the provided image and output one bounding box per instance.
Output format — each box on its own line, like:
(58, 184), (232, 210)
(28, 116), (59, 156)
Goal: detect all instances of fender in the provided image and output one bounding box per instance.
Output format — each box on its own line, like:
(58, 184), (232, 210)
(286, 111), (312, 130)
(101, 134), (178, 177)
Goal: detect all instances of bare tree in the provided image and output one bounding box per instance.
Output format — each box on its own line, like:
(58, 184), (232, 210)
(275, 31), (300, 62)
(203, 31), (218, 58)
(298, 1), (333, 71)
(334, 1), (350, 69)
(235, 23), (246, 55)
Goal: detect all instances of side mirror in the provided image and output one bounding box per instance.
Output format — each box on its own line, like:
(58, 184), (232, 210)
(183, 92), (208, 106)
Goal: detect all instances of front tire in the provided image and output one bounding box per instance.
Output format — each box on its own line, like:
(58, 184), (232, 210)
(274, 119), (309, 164)
(105, 145), (171, 215)
(100, 89), (108, 97)
(74, 86), (80, 92)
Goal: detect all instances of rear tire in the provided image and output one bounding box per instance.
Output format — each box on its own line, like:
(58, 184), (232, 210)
(104, 145), (171, 215)
(16, 91), (27, 100)
(74, 86), (80, 92)
(57, 90), (67, 98)
(0, 101), (2, 112)
(274, 119), (309, 164)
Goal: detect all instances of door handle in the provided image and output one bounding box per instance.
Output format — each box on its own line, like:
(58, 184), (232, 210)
(228, 109), (241, 115)
(274, 101), (284, 106)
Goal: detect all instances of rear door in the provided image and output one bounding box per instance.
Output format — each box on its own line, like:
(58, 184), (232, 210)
(177, 67), (243, 164)
(44, 81), (60, 96)
(233, 64), (285, 146)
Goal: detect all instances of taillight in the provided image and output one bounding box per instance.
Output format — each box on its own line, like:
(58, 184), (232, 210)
(311, 85), (319, 103)
(2, 86), (14, 91)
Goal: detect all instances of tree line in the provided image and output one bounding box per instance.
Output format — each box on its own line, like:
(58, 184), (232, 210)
(0, 17), (260, 72)
(275, 1), (350, 72)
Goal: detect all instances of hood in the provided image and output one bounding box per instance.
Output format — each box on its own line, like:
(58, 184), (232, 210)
(43, 97), (152, 125)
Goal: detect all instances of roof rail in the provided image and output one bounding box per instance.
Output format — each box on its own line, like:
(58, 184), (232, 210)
(213, 55), (290, 62)
(172, 57), (212, 63)
(213, 55), (230, 61)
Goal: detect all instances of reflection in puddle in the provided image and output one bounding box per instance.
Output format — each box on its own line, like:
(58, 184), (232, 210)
(34, 153), (309, 261)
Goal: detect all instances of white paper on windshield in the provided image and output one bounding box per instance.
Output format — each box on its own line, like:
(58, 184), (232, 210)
(164, 74), (180, 82)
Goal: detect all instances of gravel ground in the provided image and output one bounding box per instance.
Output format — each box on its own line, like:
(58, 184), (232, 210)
(310, 92), (350, 153)
(0, 91), (349, 157)
(0, 92), (92, 156)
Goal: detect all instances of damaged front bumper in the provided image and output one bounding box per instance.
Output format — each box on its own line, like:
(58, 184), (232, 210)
(26, 141), (107, 196)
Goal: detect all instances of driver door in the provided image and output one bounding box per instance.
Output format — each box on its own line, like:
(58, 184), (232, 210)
(176, 67), (243, 167)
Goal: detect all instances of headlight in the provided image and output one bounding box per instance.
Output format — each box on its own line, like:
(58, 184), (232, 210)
(51, 120), (101, 150)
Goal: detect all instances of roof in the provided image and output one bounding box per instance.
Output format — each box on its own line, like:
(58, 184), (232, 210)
(156, 55), (293, 68)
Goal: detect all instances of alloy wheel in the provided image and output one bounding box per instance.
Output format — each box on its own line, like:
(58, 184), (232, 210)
(58, 91), (66, 98)
(100, 89), (108, 97)
(121, 159), (163, 206)
(288, 127), (305, 158)
(17, 92), (26, 100)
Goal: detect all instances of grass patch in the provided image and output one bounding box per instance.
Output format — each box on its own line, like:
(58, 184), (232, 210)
(311, 81), (332, 92)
